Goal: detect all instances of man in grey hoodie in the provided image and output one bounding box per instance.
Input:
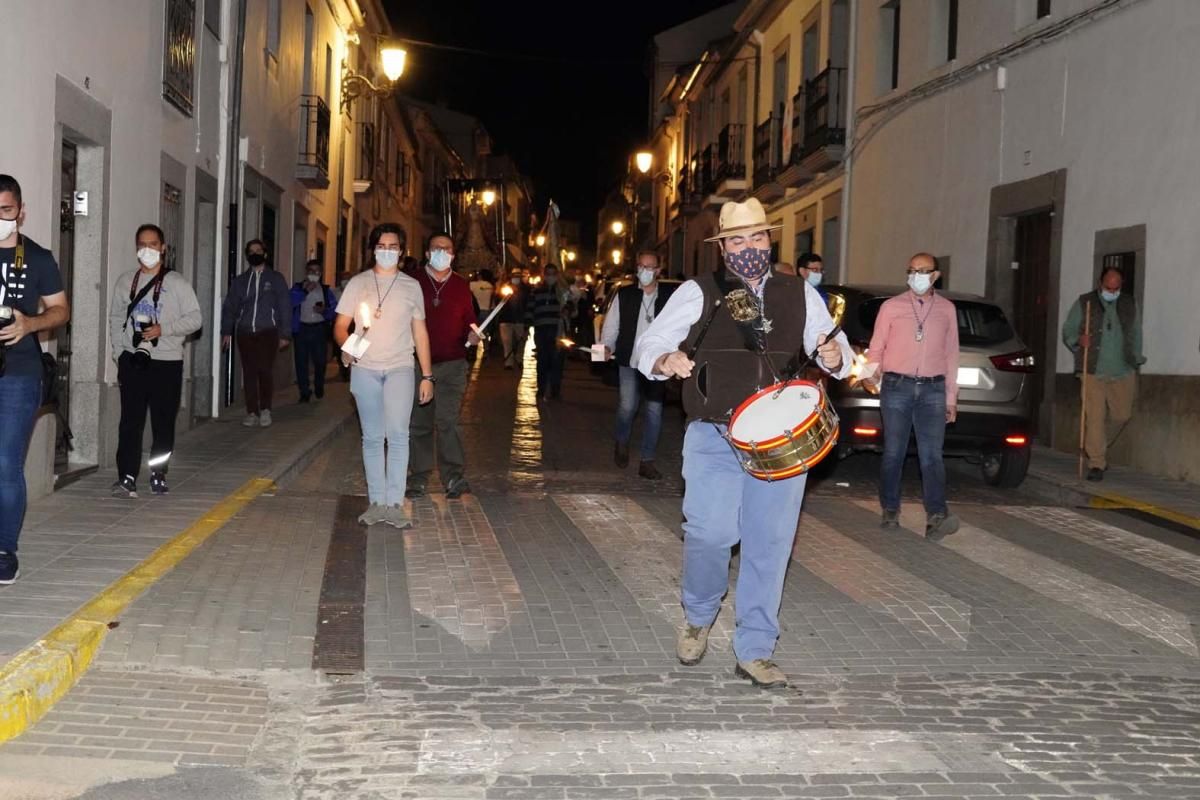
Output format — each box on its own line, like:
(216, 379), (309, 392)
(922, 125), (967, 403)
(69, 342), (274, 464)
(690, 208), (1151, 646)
(108, 224), (203, 497)
(220, 239), (292, 427)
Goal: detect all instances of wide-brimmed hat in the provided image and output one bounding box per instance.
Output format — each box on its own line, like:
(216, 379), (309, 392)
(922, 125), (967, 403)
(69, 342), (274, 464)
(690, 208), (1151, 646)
(704, 198), (784, 241)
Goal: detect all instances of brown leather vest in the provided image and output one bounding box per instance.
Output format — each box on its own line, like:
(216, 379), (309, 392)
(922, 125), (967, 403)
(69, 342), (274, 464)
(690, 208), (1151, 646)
(681, 270), (808, 422)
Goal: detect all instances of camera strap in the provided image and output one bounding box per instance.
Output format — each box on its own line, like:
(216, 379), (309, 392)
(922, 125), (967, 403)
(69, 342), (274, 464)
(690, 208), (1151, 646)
(0, 235), (23, 308)
(123, 269), (166, 332)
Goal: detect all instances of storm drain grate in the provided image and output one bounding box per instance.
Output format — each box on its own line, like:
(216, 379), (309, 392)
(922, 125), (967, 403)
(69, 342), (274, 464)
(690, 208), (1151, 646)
(312, 494), (368, 674)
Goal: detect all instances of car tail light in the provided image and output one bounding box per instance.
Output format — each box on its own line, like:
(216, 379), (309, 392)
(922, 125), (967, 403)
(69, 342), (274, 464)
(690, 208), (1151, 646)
(990, 351), (1036, 373)
(1004, 435), (1028, 446)
(853, 427), (879, 437)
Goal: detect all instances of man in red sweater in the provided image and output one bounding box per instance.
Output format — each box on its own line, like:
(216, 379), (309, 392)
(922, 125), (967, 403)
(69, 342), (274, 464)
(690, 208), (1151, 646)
(405, 232), (479, 499)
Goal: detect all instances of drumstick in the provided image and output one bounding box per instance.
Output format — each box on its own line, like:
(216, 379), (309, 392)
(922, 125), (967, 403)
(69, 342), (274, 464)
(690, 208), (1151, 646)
(785, 323), (843, 380)
(685, 298), (723, 360)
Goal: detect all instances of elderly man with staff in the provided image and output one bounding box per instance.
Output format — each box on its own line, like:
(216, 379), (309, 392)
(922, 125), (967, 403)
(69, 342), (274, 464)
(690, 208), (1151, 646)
(634, 198), (852, 689)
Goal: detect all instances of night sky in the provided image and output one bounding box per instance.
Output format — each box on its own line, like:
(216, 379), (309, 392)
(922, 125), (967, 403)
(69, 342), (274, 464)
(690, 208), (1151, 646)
(384, 0), (733, 243)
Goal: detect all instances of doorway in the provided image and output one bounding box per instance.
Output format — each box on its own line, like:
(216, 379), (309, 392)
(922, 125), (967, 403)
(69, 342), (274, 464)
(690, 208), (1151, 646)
(1012, 210), (1053, 435)
(55, 141), (78, 471)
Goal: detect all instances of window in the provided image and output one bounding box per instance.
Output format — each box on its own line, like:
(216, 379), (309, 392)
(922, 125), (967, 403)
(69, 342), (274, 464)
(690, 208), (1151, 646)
(931, 0), (958, 64)
(163, 0), (196, 116)
(1102, 251), (1137, 296)
(856, 297), (1015, 346)
(794, 227), (815, 262)
(772, 50), (789, 118)
(324, 45), (333, 104)
(878, 0), (901, 94)
(204, 0), (220, 38)
(267, 0), (281, 56)
(1037, 0), (1051, 19)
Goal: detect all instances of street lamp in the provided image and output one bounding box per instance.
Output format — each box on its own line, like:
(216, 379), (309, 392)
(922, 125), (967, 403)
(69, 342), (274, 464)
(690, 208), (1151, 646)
(611, 249), (623, 266)
(341, 45), (407, 113)
(610, 220), (625, 236)
(635, 151), (653, 175)
(481, 189), (496, 207)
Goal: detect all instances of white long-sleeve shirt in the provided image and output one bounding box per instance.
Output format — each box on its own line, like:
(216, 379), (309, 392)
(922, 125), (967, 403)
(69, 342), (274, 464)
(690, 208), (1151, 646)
(600, 286), (658, 354)
(634, 273), (853, 381)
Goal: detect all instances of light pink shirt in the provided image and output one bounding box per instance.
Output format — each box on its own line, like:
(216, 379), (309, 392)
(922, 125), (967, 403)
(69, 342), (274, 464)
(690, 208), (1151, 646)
(867, 291), (960, 405)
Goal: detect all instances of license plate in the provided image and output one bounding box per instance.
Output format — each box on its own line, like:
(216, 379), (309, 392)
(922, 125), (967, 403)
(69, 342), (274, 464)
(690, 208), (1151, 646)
(957, 367), (981, 387)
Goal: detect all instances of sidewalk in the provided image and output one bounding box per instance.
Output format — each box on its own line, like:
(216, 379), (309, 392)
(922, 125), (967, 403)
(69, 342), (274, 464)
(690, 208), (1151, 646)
(0, 383), (355, 738)
(1025, 444), (1200, 531)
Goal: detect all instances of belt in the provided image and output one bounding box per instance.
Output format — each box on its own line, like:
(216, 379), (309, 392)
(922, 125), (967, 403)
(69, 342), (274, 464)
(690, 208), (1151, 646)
(301, 320), (328, 326)
(884, 372), (945, 384)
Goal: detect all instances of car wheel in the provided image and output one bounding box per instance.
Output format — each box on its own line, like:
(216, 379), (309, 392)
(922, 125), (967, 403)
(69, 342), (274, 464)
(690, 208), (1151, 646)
(981, 447), (1031, 488)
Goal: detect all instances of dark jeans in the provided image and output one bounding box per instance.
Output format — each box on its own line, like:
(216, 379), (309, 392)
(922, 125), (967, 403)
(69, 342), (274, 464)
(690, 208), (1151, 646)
(408, 359), (469, 489)
(879, 373), (948, 515)
(533, 325), (564, 397)
(615, 365), (664, 460)
(117, 354), (184, 480)
(237, 329), (280, 413)
(294, 322), (329, 399)
(0, 374), (41, 552)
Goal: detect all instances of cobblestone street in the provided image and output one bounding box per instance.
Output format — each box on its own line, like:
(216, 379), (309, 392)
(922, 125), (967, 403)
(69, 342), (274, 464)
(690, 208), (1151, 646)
(2, 350), (1198, 799)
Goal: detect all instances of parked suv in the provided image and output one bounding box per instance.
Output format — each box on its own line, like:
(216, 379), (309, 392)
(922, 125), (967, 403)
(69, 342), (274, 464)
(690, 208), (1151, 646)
(825, 285), (1036, 487)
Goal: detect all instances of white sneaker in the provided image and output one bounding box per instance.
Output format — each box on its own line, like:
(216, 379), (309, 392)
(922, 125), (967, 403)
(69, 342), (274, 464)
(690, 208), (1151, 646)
(242, 413), (259, 427)
(259, 409), (273, 427)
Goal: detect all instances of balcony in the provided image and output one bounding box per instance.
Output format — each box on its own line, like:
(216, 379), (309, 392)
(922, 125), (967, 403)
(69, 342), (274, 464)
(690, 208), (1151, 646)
(353, 121), (375, 192)
(775, 87), (814, 189)
(297, 95), (331, 189)
(751, 112), (785, 202)
(712, 123), (748, 198)
(797, 65), (848, 173)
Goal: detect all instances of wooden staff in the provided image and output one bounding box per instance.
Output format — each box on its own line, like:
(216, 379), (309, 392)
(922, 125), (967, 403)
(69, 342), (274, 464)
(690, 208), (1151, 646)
(1078, 300), (1092, 479)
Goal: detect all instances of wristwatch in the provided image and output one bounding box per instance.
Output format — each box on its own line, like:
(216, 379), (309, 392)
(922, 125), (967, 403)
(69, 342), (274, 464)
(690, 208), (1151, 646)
(421, 375), (436, 384)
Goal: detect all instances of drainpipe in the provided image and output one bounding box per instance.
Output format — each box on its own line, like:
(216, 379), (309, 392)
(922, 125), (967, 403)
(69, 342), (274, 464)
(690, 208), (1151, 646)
(838, 0), (858, 283)
(215, 0), (247, 413)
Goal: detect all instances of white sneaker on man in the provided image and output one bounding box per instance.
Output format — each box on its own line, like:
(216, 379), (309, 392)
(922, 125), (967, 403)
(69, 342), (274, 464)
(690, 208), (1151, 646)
(242, 413), (259, 427)
(259, 409), (273, 427)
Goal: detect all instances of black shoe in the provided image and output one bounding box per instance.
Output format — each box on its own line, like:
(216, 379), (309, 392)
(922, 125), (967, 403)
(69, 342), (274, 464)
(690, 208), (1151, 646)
(445, 477), (470, 500)
(314, 390), (324, 400)
(638, 461), (663, 481)
(1086, 467), (1104, 482)
(405, 484), (426, 499)
(299, 394), (311, 403)
(0, 551), (19, 585)
(614, 442), (630, 469)
(112, 475), (138, 499)
(150, 472), (169, 495)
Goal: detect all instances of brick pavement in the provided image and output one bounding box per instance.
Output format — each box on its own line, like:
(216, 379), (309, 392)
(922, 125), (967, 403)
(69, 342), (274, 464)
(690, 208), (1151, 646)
(4, 356), (1200, 799)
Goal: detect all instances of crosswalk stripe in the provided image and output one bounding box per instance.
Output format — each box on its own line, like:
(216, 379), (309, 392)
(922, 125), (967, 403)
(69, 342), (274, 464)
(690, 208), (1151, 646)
(794, 513), (972, 648)
(863, 501), (1198, 657)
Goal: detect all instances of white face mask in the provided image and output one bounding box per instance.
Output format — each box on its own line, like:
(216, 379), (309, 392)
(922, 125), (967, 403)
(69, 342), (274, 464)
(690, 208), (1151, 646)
(511, 277), (521, 285)
(375, 249), (401, 269)
(429, 249), (454, 271)
(0, 218), (17, 241)
(137, 247), (161, 268)
(805, 271), (823, 288)
(908, 273), (933, 295)
(306, 273), (320, 283)
(638, 268), (657, 287)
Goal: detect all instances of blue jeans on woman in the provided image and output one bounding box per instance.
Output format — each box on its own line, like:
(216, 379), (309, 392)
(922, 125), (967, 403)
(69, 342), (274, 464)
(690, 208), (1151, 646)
(614, 366), (664, 460)
(681, 421), (808, 662)
(350, 366), (415, 507)
(879, 373), (948, 515)
(0, 375), (42, 553)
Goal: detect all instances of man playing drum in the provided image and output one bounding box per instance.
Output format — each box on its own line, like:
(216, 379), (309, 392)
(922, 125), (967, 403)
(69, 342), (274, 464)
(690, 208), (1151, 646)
(635, 198), (852, 688)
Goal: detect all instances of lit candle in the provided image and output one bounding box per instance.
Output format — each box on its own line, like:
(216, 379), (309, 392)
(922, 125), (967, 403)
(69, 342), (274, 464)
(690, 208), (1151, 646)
(500, 285), (514, 298)
(359, 302), (372, 332)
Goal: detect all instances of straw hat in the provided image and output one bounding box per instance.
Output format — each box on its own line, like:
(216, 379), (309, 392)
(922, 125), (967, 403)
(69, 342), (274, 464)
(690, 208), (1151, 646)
(704, 198), (784, 241)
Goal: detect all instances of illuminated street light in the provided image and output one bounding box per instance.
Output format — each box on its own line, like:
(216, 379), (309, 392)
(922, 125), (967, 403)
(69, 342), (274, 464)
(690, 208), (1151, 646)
(610, 220), (625, 236)
(611, 249), (623, 266)
(481, 189), (496, 207)
(380, 47), (407, 81)
(635, 151), (653, 174)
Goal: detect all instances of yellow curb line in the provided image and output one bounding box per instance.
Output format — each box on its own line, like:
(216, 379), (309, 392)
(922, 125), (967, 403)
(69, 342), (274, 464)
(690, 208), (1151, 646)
(1087, 492), (1200, 531)
(0, 477), (276, 743)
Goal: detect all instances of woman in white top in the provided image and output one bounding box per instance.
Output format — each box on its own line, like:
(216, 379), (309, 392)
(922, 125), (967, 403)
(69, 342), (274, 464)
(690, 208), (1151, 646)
(334, 223), (434, 528)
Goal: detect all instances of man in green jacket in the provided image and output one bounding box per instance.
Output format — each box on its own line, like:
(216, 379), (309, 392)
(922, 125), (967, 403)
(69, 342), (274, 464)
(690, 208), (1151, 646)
(1062, 265), (1146, 481)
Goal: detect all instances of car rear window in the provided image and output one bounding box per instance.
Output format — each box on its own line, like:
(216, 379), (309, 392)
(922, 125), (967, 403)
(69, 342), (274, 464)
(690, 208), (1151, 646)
(851, 297), (1015, 346)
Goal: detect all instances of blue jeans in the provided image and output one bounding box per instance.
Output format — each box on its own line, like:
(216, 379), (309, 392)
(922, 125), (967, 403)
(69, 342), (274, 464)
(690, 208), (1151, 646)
(879, 373), (948, 515)
(681, 421), (808, 662)
(350, 366), (415, 506)
(614, 366), (664, 460)
(294, 323), (329, 398)
(0, 375), (42, 552)
(533, 326), (564, 396)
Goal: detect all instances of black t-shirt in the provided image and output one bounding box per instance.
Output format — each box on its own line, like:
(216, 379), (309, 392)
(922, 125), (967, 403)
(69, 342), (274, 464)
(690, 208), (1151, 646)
(0, 236), (65, 378)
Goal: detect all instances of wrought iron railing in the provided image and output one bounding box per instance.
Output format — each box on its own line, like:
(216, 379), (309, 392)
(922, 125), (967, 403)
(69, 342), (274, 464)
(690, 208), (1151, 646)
(800, 65), (848, 159)
(752, 112), (783, 186)
(788, 86), (806, 164)
(162, 0), (196, 115)
(715, 123), (746, 184)
(299, 95), (331, 176)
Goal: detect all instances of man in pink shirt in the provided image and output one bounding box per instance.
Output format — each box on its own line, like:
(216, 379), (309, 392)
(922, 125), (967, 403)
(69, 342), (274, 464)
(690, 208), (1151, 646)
(865, 252), (960, 541)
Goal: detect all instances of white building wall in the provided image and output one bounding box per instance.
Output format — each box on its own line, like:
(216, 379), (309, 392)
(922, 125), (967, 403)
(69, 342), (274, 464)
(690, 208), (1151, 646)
(848, 0), (1200, 377)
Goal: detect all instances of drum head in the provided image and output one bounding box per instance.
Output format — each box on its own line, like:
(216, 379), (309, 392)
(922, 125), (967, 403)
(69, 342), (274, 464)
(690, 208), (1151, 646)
(729, 382), (821, 444)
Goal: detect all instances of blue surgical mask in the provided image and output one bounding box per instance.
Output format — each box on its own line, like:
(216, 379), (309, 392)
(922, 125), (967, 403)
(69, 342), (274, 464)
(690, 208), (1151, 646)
(1101, 289), (1120, 302)
(638, 268), (657, 287)
(374, 249), (400, 269)
(429, 249), (453, 271)
(908, 273), (933, 295)
(805, 271), (823, 288)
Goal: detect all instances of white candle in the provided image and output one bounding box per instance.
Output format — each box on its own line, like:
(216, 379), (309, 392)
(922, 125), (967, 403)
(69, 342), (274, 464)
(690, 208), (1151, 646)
(359, 302), (372, 332)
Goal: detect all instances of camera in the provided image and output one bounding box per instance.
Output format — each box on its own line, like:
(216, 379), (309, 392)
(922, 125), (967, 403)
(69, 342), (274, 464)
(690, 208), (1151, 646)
(0, 305), (12, 377)
(131, 312), (157, 367)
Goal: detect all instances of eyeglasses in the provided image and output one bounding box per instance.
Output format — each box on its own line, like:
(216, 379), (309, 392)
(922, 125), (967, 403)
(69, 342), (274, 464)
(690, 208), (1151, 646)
(906, 268), (936, 275)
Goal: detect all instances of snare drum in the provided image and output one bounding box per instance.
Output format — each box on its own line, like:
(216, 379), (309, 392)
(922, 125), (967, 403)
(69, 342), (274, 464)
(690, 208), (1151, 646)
(725, 380), (840, 480)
